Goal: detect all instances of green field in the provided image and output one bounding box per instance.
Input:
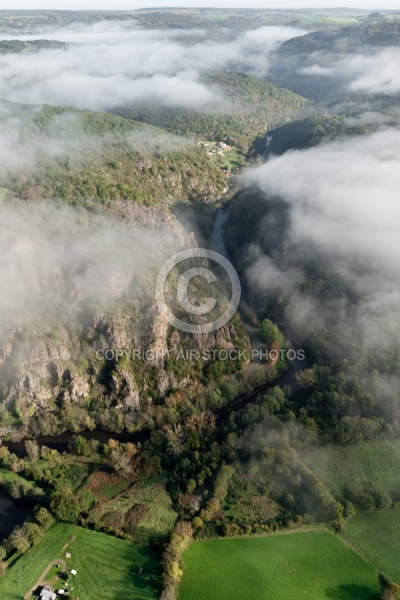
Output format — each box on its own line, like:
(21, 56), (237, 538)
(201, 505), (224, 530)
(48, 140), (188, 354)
(179, 531), (380, 600)
(0, 523), (161, 600)
(345, 509), (400, 583)
(303, 440), (400, 500)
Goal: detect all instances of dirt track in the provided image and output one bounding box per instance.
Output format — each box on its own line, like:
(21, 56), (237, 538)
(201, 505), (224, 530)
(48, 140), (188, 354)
(24, 558), (67, 600)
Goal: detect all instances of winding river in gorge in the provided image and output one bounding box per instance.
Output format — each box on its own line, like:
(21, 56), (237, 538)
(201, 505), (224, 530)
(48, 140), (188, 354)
(0, 204), (307, 536)
(4, 205), (306, 458)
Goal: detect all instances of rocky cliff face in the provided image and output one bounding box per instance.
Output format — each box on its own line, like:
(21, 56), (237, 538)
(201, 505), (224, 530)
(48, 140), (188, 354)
(0, 201), (175, 418)
(0, 200), (249, 432)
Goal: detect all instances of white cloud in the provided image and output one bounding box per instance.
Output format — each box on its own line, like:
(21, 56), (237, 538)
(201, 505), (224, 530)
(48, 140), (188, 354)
(342, 49), (400, 95)
(300, 48), (400, 97)
(0, 22), (305, 111)
(243, 129), (400, 344)
(245, 130), (400, 265)
(0, 201), (171, 334)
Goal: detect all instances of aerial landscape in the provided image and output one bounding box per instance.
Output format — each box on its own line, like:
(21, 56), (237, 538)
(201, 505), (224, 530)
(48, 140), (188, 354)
(0, 1), (399, 598)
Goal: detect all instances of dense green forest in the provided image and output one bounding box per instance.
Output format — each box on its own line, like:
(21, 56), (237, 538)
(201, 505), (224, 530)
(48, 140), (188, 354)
(0, 101), (227, 207)
(250, 114), (371, 157)
(224, 185), (400, 445)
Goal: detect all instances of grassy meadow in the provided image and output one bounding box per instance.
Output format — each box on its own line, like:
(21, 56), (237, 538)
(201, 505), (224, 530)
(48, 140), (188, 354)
(302, 439), (400, 499)
(179, 531), (380, 600)
(0, 522), (161, 600)
(345, 509), (400, 583)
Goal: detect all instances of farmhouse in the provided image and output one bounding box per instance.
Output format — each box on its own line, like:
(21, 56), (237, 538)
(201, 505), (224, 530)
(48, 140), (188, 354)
(38, 587), (56, 600)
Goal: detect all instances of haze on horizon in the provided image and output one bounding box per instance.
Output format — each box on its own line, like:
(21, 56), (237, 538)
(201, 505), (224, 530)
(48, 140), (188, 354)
(1, 1), (400, 11)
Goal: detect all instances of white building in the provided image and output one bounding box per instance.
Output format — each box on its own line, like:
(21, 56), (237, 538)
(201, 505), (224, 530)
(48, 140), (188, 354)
(38, 587), (56, 600)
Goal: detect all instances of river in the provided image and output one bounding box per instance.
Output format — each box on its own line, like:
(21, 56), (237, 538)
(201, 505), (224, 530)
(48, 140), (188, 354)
(5, 429), (149, 458)
(211, 203), (308, 381)
(0, 491), (33, 539)
(3, 203), (306, 458)
(211, 205), (264, 365)
(211, 208), (230, 257)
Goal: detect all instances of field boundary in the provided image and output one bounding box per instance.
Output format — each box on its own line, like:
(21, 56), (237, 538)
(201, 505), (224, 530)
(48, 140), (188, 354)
(179, 527), (382, 600)
(191, 522), (396, 584)
(341, 511), (398, 585)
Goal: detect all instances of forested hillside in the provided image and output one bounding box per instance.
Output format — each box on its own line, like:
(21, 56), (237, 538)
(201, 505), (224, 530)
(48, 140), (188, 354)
(224, 184), (400, 449)
(278, 19), (400, 54)
(250, 114), (371, 157)
(0, 101), (227, 207)
(114, 73), (308, 151)
(269, 20), (400, 99)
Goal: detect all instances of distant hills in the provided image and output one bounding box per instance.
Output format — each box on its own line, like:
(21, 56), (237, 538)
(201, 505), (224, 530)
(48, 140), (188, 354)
(0, 40), (65, 53)
(269, 20), (400, 100)
(278, 20), (400, 55)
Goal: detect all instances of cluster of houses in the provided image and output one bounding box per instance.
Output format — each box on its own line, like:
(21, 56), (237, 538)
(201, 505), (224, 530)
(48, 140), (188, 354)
(200, 139), (234, 178)
(198, 140), (231, 158)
